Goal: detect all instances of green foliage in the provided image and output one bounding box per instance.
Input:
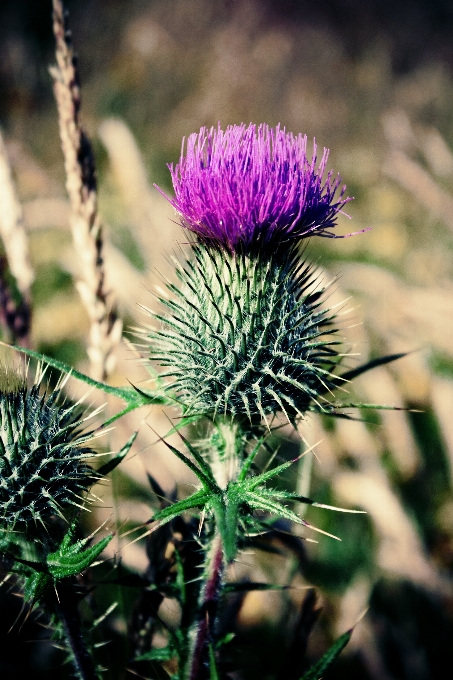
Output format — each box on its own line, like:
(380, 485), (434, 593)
(148, 245), (342, 421)
(135, 625), (186, 678)
(151, 427), (365, 562)
(208, 643), (219, 680)
(18, 520), (113, 604)
(23, 570), (52, 603)
(3, 344), (170, 427)
(12, 519), (113, 611)
(300, 629), (352, 680)
(135, 645), (176, 663)
(46, 521), (113, 580)
(97, 431), (138, 476)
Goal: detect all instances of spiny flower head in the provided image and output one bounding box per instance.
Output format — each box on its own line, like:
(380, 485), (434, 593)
(0, 363), (100, 538)
(147, 246), (342, 423)
(157, 123), (352, 253)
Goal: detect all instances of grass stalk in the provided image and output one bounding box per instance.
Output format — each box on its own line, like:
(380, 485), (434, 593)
(50, 0), (122, 382)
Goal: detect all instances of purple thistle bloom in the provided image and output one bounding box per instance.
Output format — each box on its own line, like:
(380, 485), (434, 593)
(157, 123), (354, 253)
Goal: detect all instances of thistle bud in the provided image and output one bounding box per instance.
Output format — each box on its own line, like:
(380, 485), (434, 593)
(0, 364), (99, 540)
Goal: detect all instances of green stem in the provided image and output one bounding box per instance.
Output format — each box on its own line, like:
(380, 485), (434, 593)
(210, 418), (244, 489)
(55, 580), (99, 680)
(186, 533), (224, 680)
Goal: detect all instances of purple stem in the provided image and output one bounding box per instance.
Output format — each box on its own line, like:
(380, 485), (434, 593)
(188, 534), (224, 680)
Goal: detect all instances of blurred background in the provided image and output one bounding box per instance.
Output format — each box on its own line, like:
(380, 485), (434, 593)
(1, 1), (453, 678)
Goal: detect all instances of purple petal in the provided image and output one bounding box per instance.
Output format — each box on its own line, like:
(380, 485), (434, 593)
(156, 123), (352, 253)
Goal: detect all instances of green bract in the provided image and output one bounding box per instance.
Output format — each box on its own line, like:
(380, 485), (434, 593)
(149, 245), (342, 422)
(0, 366), (99, 536)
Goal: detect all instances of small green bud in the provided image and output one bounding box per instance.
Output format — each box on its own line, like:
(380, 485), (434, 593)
(0, 363), (100, 539)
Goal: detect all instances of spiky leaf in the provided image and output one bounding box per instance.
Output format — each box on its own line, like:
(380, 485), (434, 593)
(23, 571), (52, 603)
(97, 431), (138, 476)
(135, 646), (176, 663)
(300, 629), (352, 680)
(1, 344), (169, 427)
(46, 522), (113, 579)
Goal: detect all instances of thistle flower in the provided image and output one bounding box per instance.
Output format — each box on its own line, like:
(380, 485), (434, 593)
(157, 123), (352, 253)
(0, 364), (100, 538)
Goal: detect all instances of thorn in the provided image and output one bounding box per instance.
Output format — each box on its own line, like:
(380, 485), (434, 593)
(125, 668), (153, 680)
(312, 502), (366, 514)
(117, 522), (162, 552)
(354, 607), (369, 627)
(198, 507), (206, 536)
(300, 519), (341, 541)
(17, 600), (34, 634)
(119, 521), (152, 539)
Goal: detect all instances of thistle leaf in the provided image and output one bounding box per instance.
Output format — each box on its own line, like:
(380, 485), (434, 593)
(244, 490), (305, 525)
(135, 645), (176, 663)
(244, 456), (299, 491)
(1, 344), (168, 417)
(169, 427), (217, 486)
(209, 643), (220, 680)
(46, 523), (113, 580)
(338, 352), (407, 384)
(237, 435), (267, 482)
(162, 413), (204, 438)
(151, 489), (210, 525)
(299, 629), (352, 680)
(97, 431), (138, 477)
(23, 571), (52, 603)
(150, 427), (218, 491)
